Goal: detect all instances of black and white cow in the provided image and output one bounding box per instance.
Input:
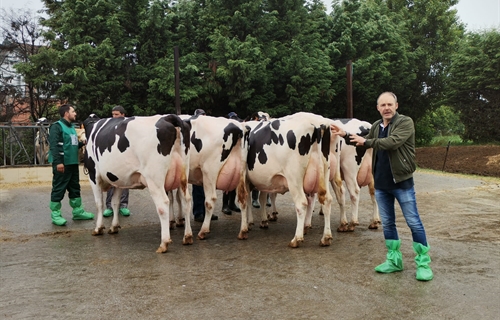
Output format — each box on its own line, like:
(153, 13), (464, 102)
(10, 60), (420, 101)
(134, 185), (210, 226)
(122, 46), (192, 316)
(170, 114), (248, 240)
(240, 112), (336, 248)
(83, 114), (192, 253)
(329, 118), (381, 231)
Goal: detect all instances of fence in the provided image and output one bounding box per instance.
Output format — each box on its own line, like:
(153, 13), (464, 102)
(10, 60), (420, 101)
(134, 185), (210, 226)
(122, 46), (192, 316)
(0, 122), (51, 167)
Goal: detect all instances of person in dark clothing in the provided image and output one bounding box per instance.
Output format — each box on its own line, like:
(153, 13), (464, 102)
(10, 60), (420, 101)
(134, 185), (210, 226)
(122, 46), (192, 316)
(330, 92), (433, 281)
(192, 108), (218, 222)
(103, 105), (131, 217)
(48, 104), (94, 226)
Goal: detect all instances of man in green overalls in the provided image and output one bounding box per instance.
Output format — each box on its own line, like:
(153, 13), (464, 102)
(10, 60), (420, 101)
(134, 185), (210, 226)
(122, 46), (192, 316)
(48, 104), (94, 226)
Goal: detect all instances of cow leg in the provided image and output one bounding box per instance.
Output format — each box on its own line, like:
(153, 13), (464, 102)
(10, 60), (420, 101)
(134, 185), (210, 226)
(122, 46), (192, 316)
(344, 178), (361, 232)
(197, 185), (216, 240)
(109, 188), (123, 234)
(368, 181), (381, 229)
(258, 191), (269, 229)
(174, 189), (186, 228)
(288, 191), (308, 248)
(147, 184), (172, 253)
(168, 191), (176, 230)
(318, 190), (333, 246)
(304, 194), (315, 234)
(267, 193), (278, 221)
(246, 186), (254, 229)
(238, 181), (250, 240)
(176, 184), (193, 245)
(331, 180), (349, 232)
(90, 181), (106, 236)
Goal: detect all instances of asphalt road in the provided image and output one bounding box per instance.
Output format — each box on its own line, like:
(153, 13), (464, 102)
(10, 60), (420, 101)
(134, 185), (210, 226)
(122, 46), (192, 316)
(1, 171), (499, 319)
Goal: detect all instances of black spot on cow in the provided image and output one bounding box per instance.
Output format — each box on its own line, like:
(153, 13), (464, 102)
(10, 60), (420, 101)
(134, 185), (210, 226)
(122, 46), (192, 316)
(271, 120), (280, 130)
(191, 131), (203, 153)
(286, 130), (296, 150)
(321, 124), (331, 160)
(155, 115), (179, 156)
(107, 172), (119, 182)
(84, 116), (134, 162)
(357, 125), (370, 137)
(355, 146), (367, 165)
(221, 123), (244, 162)
(247, 122), (271, 170)
(84, 155), (97, 185)
(298, 133), (313, 155)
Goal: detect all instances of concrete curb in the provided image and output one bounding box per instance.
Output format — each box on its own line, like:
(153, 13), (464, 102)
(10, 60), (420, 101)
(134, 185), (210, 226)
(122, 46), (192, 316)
(0, 165), (88, 185)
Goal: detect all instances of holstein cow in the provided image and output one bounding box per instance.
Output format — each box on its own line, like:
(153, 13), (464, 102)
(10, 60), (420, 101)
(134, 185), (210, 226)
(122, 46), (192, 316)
(170, 114), (247, 240)
(83, 114), (192, 253)
(329, 118), (381, 231)
(241, 112), (335, 248)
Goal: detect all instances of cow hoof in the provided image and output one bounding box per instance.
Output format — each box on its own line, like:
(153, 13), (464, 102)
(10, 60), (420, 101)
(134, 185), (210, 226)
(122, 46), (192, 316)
(197, 232), (206, 240)
(288, 237), (303, 248)
(108, 225), (121, 234)
(248, 222), (254, 230)
(368, 222), (379, 229)
(268, 212), (278, 221)
(259, 221), (269, 229)
(337, 224), (349, 232)
(92, 226), (105, 236)
(319, 210), (324, 216)
(176, 218), (185, 228)
(182, 234), (193, 245)
(156, 243), (168, 253)
(169, 221), (176, 230)
(237, 230), (248, 240)
(320, 236), (333, 247)
(304, 225), (312, 234)
(347, 222), (356, 232)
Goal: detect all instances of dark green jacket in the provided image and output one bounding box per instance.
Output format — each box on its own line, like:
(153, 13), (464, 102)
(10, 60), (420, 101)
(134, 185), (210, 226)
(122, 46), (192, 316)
(364, 112), (416, 183)
(48, 119), (83, 165)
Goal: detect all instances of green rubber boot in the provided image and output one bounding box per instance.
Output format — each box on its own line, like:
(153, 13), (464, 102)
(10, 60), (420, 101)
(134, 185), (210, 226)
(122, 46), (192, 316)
(69, 198), (95, 220)
(50, 201), (67, 226)
(413, 242), (433, 281)
(375, 239), (404, 273)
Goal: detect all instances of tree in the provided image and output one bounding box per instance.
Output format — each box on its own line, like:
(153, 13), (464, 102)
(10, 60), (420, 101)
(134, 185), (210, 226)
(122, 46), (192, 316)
(386, 0), (464, 121)
(447, 30), (500, 143)
(0, 8), (53, 121)
(327, 0), (414, 121)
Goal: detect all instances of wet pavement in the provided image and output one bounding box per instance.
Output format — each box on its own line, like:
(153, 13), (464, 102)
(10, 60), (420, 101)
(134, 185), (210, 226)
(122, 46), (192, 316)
(1, 171), (499, 319)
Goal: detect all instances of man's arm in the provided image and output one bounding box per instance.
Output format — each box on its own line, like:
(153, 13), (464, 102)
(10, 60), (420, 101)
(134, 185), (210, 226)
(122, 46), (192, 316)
(49, 123), (64, 167)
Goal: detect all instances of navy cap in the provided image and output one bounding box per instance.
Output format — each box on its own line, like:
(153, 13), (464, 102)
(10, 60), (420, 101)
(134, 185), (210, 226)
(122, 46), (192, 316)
(194, 109), (206, 116)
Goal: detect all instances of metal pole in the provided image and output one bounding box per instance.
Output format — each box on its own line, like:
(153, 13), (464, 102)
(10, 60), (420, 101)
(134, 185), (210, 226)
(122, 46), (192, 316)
(174, 46), (181, 115)
(442, 141), (451, 172)
(346, 60), (353, 118)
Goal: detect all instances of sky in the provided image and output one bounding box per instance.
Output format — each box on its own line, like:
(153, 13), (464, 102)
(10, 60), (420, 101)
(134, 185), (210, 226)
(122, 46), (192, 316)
(0, 0), (499, 31)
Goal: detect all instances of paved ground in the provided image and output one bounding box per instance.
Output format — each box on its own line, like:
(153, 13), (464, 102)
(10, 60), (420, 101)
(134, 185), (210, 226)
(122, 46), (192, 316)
(1, 170), (499, 319)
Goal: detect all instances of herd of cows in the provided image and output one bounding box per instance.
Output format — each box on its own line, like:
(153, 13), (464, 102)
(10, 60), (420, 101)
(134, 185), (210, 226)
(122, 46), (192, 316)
(44, 112), (382, 253)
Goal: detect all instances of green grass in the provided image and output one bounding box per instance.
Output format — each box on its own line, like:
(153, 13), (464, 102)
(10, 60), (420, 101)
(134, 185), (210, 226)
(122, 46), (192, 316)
(429, 135), (473, 147)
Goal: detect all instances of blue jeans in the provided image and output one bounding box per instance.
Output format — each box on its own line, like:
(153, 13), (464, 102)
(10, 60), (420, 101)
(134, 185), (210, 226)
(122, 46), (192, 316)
(375, 186), (428, 246)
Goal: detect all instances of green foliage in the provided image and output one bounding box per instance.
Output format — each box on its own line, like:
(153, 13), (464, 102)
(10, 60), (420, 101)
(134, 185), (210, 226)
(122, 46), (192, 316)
(447, 30), (500, 143)
(5, 0), (465, 122)
(430, 135), (471, 147)
(414, 117), (434, 147)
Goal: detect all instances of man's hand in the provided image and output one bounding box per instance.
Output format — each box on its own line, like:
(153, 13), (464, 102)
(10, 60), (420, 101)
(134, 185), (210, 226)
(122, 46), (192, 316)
(331, 124), (366, 146)
(330, 124), (346, 137)
(57, 163), (65, 173)
(349, 134), (366, 146)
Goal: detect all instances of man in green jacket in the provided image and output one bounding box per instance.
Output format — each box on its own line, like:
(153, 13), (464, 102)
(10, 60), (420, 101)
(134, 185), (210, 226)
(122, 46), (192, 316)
(48, 104), (94, 226)
(331, 92), (433, 281)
